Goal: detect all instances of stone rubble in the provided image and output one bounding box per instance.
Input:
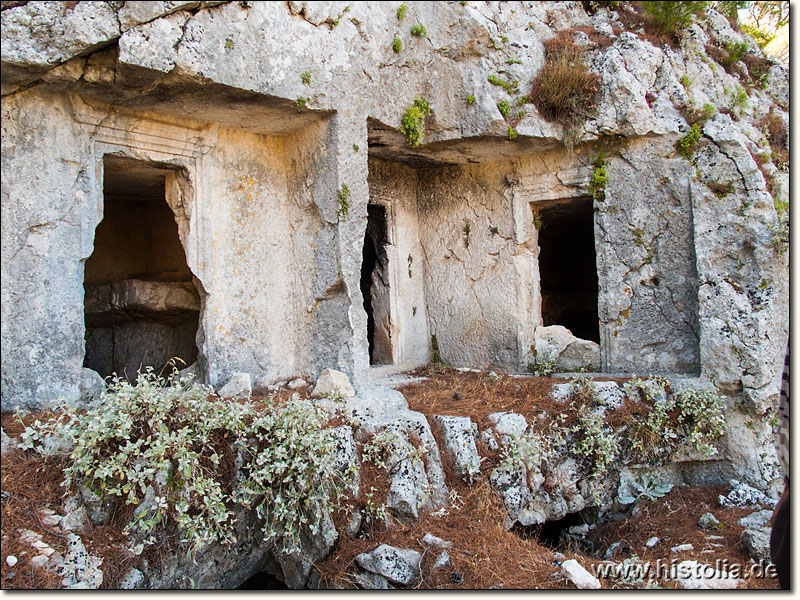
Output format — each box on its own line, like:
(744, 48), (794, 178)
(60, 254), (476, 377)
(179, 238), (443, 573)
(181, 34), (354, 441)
(671, 560), (740, 590)
(311, 369), (356, 399)
(560, 559), (601, 590)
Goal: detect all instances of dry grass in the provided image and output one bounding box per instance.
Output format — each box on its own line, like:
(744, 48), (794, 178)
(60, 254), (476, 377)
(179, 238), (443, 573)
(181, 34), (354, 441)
(531, 31), (600, 128)
(1, 371), (783, 589)
(588, 484), (780, 589)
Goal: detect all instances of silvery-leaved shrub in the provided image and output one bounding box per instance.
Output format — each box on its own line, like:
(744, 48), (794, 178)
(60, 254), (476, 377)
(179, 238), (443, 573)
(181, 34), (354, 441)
(234, 397), (358, 555)
(20, 368), (358, 558)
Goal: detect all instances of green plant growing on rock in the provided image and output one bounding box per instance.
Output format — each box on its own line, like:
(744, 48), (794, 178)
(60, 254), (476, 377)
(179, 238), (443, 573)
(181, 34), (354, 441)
(527, 356), (558, 377)
(679, 74), (691, 89)
(488, 73), (517, 93)
(722, 39), (749, 66)
(392, 36), (403, 52)
(411, 23), (427, 36)
(676, 122), (703, 158)
(19, 369), (358, 559)
(431, 334), (448, 367)
(467, 94), (475, 104)
(632, 227), (645, 246)
(499, 428), (548, 473)
(617, 475), (673, 506)
(640, 1), (709, 34)
(397, 4), (408, 21)
(336, 183), (351, 220)
(300, 71), (311, 85)
(296, 96), (307, 108)
(224, 37), (234, 50)
(497, 99), (512, 118)
(400, 96), (432, 146)
(589, 155), (609, 202)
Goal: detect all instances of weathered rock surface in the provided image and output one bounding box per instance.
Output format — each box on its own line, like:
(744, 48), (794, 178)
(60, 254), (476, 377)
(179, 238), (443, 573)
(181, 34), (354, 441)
(311, 369), (355, 399)
(532, 325), (600, 371)
(561, 559), (601, 590)
(740, 527), (771, 563)
(433, 415), (480, 481)
(355, 544), (421, 587)
(217, 372), (252, 399)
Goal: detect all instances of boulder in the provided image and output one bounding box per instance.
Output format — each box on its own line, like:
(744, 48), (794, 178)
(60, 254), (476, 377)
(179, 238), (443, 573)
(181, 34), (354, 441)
(355, 544), (421, 587)
(311, 369), (355, 399)
(698, 512), (721, 530)
(738, 510), (772, 529)
(217, 372), (252, 399)
(61, 533), (103, 589)
(740, 527), (771, 563)
(1, 427), (18, 453)
(432, 415), (480, 481)
(561, 559), (601, 590)
(532, 326), (600, 372)
(488, 412), (527, 442)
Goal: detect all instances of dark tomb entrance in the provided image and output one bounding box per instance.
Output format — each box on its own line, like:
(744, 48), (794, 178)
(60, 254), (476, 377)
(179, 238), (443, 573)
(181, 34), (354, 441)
(360, 204), (393, 365)
(537, 197), (600, 343)
(83, 155), (201, 379)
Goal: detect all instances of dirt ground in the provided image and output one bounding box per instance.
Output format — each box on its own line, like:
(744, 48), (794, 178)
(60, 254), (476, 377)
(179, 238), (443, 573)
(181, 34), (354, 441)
(0, 368), (781, 589)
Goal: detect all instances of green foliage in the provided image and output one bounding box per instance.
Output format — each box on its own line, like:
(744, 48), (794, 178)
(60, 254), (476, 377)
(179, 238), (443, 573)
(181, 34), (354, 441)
(300, 71), (311, 85)
(400, 96), (432, 146)
(353, 143), (360, 152)
(20, 369), (357, 558)
(676, 122), (703, 158)
(295, 96), (307, 108)
(632, 227), (645, 246)
(224, 38), (234, 50)
(392, 36), (403, 52)
(397, 3), (408, 21)
(496, 100), (512, 117)
(363, 426), (427, 471)
(589, 155), (608, 202)
(618, 475), (674, 506)
(336, 183), (350, 220)
(431, 334), (448, 366)
(499, 428), (547, 473)
(466, 94), (475, 104)
(770, 203), (789, 256)
(487, 74), (517, 93)
(506, 57), (522, 65)
(740, 22), (774, 50)
(410, 23), (427, 36)
(531, 209), (544, 230)
(527, 357), (558, 377)
(641, 1), (709, 34)
(679, 74), (691, 89)
(723, 40), (749, 65)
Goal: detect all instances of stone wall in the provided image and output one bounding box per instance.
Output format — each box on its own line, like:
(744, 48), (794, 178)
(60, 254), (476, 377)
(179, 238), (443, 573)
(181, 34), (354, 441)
(1, 0), (789, 454)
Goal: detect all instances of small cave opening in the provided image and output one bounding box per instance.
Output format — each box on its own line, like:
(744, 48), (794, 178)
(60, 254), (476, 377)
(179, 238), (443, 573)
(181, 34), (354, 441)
(83, 155), (201, 380)
(236, 571), (288, 590)
(512, 508), (600, 554)
(360, 203), (393, 365)
(537, 197), (600, 344)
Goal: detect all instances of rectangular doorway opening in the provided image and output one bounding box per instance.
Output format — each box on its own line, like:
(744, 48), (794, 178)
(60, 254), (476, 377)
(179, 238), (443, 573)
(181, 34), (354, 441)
(537, 197), (600, 343)
(83, 155), (201, 379)
(361, 204), (393, 365)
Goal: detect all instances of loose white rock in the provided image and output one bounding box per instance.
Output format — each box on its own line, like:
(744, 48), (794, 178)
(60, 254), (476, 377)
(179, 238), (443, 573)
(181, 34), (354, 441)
(311, 368), (355, 398)
(698, 512), (721, 530)
(561, 559), (601, 590)
(738, 510), (772, 529)
(645, 536), (660, 548)
(5, 555), (18, 567)
(434, 551), (451, 570)
(217, 372), (252, 399)
(287, 378), (307, 389)
(422, 533), (453, 549)
(671, 543), (694, 554)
